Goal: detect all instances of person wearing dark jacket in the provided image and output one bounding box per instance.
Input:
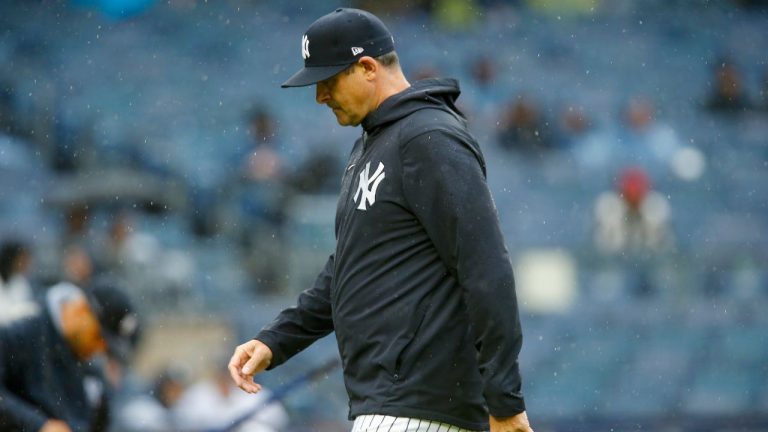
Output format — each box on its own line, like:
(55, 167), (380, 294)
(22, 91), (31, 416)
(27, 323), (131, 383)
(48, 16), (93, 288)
(228, 8), (532, 432)
(0, 281), (140, 432)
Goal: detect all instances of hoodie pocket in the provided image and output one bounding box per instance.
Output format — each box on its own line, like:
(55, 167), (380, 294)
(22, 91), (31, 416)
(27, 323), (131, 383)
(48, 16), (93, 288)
(383, 307), (428, 382)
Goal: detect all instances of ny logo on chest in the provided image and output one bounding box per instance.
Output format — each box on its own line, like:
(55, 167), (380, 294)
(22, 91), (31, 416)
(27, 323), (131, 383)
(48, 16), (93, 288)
(353, 161), (386, 211)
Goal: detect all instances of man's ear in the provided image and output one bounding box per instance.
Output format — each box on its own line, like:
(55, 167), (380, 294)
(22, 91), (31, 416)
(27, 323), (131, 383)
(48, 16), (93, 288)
(358, 56), (378, 80)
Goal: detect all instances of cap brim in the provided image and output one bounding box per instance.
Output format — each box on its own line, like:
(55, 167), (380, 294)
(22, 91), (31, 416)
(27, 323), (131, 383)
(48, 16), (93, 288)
(281, 64), (350, 88)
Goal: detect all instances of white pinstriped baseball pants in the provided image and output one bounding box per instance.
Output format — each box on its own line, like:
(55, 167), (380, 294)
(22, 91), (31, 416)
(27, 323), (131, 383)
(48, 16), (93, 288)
(351, 414), (487, 432)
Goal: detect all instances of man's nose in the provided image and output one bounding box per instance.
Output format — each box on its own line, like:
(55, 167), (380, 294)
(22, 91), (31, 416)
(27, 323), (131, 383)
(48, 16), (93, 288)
(316, 84), (330, 104)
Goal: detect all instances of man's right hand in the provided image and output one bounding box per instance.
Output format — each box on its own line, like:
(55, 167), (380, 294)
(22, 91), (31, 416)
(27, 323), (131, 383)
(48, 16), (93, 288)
(40, 420), (72, 432)
(228, 339), (273, 394)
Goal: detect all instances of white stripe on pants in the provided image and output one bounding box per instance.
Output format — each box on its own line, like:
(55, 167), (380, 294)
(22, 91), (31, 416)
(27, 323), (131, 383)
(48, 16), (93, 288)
(351, 414), (487, 432)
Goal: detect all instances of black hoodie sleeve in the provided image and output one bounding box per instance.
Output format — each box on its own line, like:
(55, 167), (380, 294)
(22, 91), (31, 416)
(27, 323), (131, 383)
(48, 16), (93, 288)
(400, 129), (526, 417)
(255, 254), (335, 369)
(0, 321), (49, 431)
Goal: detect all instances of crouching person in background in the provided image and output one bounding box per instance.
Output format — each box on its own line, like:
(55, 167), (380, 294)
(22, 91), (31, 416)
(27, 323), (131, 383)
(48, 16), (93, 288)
(0, 281), (140, 432)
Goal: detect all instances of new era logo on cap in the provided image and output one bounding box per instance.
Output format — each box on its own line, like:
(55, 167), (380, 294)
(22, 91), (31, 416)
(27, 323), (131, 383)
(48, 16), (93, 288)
(282, 8), (396, 88)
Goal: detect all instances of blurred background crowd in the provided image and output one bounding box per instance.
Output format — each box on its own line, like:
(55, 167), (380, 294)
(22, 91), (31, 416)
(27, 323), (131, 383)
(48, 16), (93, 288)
(1, 0), (767, 431)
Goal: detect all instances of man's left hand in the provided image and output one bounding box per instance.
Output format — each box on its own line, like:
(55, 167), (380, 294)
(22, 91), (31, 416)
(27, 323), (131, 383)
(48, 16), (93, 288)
(490, 411), (533, 432)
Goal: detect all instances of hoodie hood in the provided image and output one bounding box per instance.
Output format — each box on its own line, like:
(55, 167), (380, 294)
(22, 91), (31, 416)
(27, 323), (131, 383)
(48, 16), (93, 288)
(362, 78), (463, 133)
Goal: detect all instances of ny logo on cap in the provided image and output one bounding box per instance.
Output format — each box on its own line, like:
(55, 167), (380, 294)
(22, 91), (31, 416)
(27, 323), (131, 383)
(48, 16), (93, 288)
(302, 34), (310, 60)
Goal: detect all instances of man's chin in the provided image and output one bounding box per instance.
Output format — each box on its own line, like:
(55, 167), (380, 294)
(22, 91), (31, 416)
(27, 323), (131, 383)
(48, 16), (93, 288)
(333, 113), (360, 127)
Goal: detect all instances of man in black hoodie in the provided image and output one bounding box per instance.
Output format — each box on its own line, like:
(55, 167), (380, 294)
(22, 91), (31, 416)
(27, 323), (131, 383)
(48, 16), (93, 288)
(229, 8), (532, 432)
(0, 282), (140, 432)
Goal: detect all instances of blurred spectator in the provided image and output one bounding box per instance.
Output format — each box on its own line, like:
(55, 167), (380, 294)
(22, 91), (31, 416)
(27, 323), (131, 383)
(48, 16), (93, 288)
(117, 368), (188, 432)
(593, 167), (674, 256)
(174, 359), (289, 432)
(96, 211), (143, 278)
(471, 56), (496, 89)
(620, 98), (681, 167)
(705, 58), (751, 112)
(497, 95), (554, 157)
(557, 105), (617, 179)
(556, 105), (593, 148)
(464, 56), (506, 122)
(0, 240), (38, 324)
(101, 211), (196, 310)
(573, 97), (682, 176)
(62, 244), (94, 288)
(230, 106), (291, 294)
(234, 106), (288, 228)
(60, 204), (100, 256)
(288, 148), (342, 194)
(242, 107), (282, 183)
(103, 212), (134, 271)
(0, 281), (140, 432)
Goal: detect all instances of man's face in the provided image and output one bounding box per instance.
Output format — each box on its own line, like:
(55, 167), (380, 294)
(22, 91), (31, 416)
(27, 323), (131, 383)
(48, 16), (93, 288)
(315, 63), (374, 126)
(62, 299), (107, 360)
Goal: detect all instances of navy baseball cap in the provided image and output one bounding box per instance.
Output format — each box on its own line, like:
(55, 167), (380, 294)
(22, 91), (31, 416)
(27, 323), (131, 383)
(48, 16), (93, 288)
(87, 282), (141, 363)
(281, 8), (396, 88)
